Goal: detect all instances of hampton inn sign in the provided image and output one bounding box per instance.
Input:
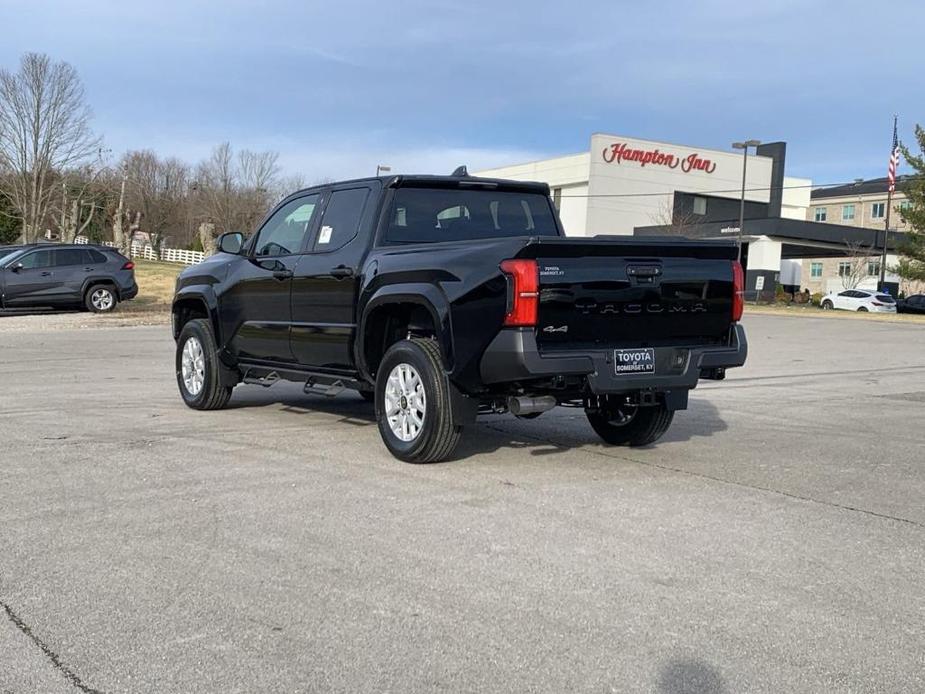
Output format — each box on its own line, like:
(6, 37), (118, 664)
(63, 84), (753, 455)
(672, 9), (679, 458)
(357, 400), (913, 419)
(475, 133), (783, 238)
(602, 142), (718, 174)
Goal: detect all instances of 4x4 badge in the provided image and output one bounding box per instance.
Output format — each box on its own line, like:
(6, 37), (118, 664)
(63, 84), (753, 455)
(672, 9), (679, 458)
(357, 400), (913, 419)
(543, 325), (568, 333)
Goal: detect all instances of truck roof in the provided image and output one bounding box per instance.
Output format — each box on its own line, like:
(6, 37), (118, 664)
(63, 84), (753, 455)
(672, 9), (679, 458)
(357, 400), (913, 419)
(288, 174), (550, 199)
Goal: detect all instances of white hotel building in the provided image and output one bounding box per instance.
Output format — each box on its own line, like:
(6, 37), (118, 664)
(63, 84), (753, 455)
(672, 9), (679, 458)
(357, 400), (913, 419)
(477, 133), (905, 298)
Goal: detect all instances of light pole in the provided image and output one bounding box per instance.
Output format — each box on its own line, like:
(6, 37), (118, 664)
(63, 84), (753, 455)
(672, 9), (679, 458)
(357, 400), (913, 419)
(732, 140), (761, 265)
(376, 164), (392, 176)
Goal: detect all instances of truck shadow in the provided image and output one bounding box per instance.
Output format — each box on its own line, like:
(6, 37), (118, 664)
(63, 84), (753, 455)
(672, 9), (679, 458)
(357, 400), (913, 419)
(656, 657), (728, 694)
(226, 385), (727, 461)
(455, 399), (728, 460)
(227, 384), (377, 428)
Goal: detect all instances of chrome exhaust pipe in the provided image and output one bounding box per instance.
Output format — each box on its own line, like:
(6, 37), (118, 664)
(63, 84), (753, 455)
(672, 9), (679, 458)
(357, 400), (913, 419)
(508, 395), (557, 416)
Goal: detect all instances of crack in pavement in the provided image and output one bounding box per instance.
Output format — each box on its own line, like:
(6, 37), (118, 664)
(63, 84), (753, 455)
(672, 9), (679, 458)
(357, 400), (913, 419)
(482, 423), (925, 530)
(1, 599), (105, 694)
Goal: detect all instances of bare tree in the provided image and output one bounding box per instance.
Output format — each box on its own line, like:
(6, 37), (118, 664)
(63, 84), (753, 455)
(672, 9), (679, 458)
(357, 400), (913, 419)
(276, 174), (306, 202)
(237, 149), (279, 232)
(650, 197), (699, 236)
(0, 53), (101, 243)
(118, 150), (190, 247)
(193, 143), (280, 253)
(196, 142), (237, 236)
(839, 240), (875, 290)
(50, 157), (110, 243)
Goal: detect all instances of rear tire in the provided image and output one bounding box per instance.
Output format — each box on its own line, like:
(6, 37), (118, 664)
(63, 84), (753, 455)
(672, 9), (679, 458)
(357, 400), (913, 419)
(86, 285), (118, 313)
(821, 300), (833, 310)
(858, 306), (869, 312)
(586, 400), (674, 447)
(176, 319), (233, 410)
(375, 338), (462, 463)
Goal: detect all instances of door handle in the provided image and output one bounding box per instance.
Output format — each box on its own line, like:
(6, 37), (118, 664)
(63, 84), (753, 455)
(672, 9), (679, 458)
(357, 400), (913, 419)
(329, 265), (354, 279)
(272, 269), (293, 281)
(40, 271), (52, 277)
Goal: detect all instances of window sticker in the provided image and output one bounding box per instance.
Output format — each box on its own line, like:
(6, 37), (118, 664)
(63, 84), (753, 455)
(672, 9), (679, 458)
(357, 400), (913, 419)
(318, 225), (333, 244)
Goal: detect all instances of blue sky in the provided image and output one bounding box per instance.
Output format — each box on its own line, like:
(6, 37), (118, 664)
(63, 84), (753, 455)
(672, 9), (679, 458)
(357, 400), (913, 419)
(1, 0), (922, 185)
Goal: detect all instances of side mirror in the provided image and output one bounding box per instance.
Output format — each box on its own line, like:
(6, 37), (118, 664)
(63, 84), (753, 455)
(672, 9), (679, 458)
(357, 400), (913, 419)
(217, 232), (245, 255)
(10, 263), (23, 273)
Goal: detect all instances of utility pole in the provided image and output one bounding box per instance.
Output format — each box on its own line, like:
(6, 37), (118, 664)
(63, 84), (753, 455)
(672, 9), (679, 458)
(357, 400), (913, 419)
(732, 140), (761, 265)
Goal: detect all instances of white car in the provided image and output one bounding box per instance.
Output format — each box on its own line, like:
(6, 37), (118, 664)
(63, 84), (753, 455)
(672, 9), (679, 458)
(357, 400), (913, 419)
(820, 289), (897, 313)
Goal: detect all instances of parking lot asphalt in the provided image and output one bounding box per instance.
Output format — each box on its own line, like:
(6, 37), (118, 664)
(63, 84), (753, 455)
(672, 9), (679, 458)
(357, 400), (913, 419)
(1, 314), (923, 693)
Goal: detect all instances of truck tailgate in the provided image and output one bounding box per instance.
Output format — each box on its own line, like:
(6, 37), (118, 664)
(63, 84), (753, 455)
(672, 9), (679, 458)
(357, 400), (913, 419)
(516, 239), (737, 351)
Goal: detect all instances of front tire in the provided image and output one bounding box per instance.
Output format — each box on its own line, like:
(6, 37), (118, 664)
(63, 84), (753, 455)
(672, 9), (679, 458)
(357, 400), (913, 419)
(586, 400), (674, 447)
(821, 300), (833, 311)
(176, 319), (233, 410)
(375, 338), (462, 463)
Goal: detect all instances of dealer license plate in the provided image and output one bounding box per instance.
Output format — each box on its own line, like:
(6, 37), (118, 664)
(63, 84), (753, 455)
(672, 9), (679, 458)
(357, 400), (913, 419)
(613, 348), (656, 375)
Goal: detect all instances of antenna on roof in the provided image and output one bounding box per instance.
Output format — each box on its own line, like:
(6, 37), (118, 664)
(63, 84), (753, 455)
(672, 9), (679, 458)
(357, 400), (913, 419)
(451, 165), (469, 177)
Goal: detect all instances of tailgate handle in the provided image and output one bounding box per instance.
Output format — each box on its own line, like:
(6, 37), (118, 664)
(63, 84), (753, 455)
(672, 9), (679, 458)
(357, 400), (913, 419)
(627, 265), (662, 278)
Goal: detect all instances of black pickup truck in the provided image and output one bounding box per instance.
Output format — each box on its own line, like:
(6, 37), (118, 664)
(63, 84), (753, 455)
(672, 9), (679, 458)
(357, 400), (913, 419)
(172, 173), (747, 462)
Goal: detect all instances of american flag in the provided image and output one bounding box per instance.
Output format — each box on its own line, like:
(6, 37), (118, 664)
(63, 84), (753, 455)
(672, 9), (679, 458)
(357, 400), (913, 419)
(888, 116), (899, 193)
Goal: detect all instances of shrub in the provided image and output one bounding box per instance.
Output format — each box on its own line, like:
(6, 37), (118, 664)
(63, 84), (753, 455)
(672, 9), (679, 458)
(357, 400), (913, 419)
(811, 292), (823, 306)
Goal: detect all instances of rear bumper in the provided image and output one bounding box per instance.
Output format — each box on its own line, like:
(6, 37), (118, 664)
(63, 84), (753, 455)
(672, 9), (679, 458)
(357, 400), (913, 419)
(120, 281), (139, 301)
(479, 324), (748, 393)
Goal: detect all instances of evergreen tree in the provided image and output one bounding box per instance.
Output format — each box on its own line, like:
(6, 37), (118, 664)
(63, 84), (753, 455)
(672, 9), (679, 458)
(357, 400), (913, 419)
(0, 194), (21, 244)
(896, 124), (925, 282)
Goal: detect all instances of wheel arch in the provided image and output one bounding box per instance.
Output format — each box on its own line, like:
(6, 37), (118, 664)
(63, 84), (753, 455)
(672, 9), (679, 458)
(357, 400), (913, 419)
(172, 287), (220, 342)
(358, 284), (453, 381)
(81, 277), (119, 300)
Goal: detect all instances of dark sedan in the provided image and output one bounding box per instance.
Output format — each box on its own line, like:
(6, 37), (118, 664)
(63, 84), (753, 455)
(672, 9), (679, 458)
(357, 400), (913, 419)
(897, 294), (925, 315)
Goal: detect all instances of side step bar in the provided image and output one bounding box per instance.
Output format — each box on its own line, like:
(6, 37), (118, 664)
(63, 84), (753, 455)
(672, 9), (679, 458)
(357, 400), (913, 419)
(239, 363), (367, 396)
(304, 378), (346, 398)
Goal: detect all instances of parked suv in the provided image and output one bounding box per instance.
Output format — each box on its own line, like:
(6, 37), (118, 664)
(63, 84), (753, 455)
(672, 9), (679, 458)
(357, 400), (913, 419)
(171, 174), (747, 463)
(0, 244), (137, 312)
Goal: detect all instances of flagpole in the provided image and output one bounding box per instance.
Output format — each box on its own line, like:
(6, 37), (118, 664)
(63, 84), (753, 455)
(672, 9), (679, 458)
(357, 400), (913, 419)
(880, 191), (892, 289)
(879, 115), (898, 290)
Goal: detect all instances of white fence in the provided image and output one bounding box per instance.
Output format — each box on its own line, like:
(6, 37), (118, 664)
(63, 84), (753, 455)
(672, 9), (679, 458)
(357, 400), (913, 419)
(158, 247), (205, 265)
(74, 236), (205, 266)
(74, 236), (115, 248)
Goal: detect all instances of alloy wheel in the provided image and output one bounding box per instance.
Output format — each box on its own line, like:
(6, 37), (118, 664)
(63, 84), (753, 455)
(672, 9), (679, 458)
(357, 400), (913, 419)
(181, 336), (205, 396)
(384, 362), (426, 442)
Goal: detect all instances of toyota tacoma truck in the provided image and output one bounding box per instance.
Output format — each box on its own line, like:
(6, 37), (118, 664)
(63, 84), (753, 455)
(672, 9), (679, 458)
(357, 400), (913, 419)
(171, 173), (747, 462)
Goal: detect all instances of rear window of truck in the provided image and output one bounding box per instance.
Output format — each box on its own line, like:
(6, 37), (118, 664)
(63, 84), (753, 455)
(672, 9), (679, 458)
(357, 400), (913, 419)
(384, 188), (559, 244)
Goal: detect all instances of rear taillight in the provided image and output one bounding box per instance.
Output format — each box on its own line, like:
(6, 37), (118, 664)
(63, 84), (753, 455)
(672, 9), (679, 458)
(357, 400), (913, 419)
(500, 259), (539, 327)
(871, 301), (884, 306)
(732, 261), (744, 322)
(122, 261), (135, 271)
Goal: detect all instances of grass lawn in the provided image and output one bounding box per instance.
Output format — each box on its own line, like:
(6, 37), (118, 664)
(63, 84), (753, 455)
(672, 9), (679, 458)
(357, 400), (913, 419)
(119, 259), (184, 320)
(746, 302), (925, 324)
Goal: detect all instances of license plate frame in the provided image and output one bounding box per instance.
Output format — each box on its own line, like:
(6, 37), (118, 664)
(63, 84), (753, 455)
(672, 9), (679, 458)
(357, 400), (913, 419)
(613, 348), (656, 375)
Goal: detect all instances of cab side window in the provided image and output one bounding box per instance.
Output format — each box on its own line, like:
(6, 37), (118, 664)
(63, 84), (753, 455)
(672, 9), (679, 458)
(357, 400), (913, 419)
(313, 187), (370, 252)
(19, 250), (52, 269)
(254, 195), (321, 257)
